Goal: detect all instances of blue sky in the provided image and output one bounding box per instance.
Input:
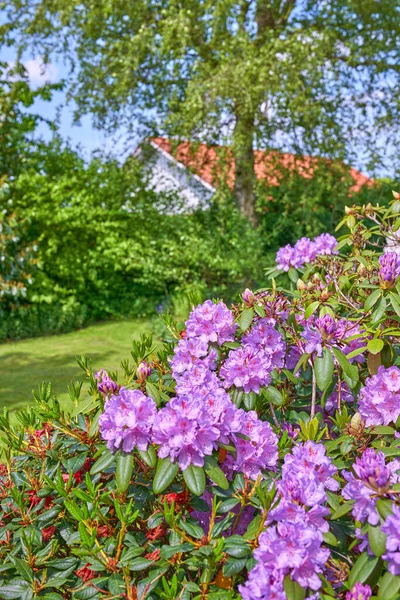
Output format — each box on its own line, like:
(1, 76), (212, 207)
(1, 46), (133, 160)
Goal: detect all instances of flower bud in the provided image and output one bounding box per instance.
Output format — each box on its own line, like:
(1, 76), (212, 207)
(392, 190), (400, 200)
(391, 200), (400, 214)
(320, 288), (330, 301)
(241, 288), (256, 307)
(136, 361), (152, 383)
(297, 279), (306, 291)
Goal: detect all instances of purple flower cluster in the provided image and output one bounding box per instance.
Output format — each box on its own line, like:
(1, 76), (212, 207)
(276, 233), (337, 271)
(277, 441), (339, 507)
(163, 303), (280, 475)
(240, 442), (335, 598)
(231, 411), (278, 479)
(220, 319), (285, 393)
(98, 388), (157, 453)
(152, 392), (234, 470)
(358, 366), (400, 426)
(381, 505), (400, 575)
(343, 448), (400, 525)
(379, 252), (400, 287)
(185, 299), (237, 344)
(95, 370), (118, 395)
(346, 583), (372, 600)
(302, 315), (365, 361)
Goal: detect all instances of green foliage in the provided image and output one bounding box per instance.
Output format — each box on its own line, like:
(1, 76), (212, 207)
(4, 0), (400, 220)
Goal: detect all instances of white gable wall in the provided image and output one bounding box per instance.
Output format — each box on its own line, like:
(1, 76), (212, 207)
(138, 142), (215, 211)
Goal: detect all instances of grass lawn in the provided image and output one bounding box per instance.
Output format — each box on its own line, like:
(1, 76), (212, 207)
(0, 318), (155, 414)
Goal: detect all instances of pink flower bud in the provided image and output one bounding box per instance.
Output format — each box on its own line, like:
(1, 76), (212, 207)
(241, 288), (256, 307)
(136, 361), (152, 383)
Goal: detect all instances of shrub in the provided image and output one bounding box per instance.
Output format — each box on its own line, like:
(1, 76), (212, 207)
(2, 198), (400, 599)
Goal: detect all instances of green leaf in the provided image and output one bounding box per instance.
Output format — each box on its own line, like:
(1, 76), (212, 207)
(183, 464), (206, 496)
(240, 308), (254, 331)
(116, 452), (134, 493)
(314, 349), (334, 391)
(64, 500), (84, 522)
(153, 458), (179, 494)
(204, 456), (229, 490)
(283, 575), (306, 600)
(304, 301), (320, 320)
(70, 396), (97, 418)
(378, 571), (400, 599)
(368, 524), (387, 557)
(367, 338), (384, 355)
(348, 552), (382, 588)
(138, 445), (157, 468)
(223, 557), (248, 577)
(390, 293), (400, 318)
(90, 448), (115, 475)
(330, 500), (354, 520)
(263, 385), (284, 407)
(11, 558), (33, 582)
(129, 557), (155, 571)
(331, 347), (359, 387)
(371, 297), (387, 324)
(364, 288), (382, 311)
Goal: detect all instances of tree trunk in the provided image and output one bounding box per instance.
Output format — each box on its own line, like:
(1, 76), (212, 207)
(232, 112), (258, 227)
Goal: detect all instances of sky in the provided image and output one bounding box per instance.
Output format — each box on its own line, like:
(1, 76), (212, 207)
(1, 46), (133, 161)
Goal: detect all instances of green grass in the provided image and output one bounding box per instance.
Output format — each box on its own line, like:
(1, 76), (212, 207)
(0, 319), (155, 414)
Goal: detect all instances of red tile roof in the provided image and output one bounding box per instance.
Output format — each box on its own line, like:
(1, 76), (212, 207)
(151, 137), (373, 194)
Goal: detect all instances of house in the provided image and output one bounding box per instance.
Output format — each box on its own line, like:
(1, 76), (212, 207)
(134, 137), (373, 210)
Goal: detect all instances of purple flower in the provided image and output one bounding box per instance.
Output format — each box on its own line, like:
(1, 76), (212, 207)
(185, 300), (237, 345)
(248, 520), (328, 591)
(342, 449), (399, 525)
(345, 583), (372, 600)
(239, 564), (286, 600)
(95, 370), (118, 395)
(358, 366), (400, 426)
(231, 411), (278, 479)
(381, 504), (400, 575)
(220, 345), (273, 393)
(276, 244), (299, 272)
(136, 361), (152, 383)
(313, 233), (338, 256)
(379, 252), (400, 288)
(276, 233), (337, 271)
(99, 388), (157, 453)
(279, 442), (338, 507)
(302, 316), (365, 361)
(152, 396), (221, 470)
(242, 319), (285, 368)
(352, 449), (391, 489)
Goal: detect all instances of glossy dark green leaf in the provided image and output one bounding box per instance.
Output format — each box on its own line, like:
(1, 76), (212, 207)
(368, 524), (387, 557)
(116, 452), (134, 493)
(137, 445), (157, 468)
(283, 575), (306, 600)
(314, 349), (334, 391)
(153, 457), (179, 494)
(204, 456), (229, 490)
(90, 447), (115, 475)
(183, 464), (206, 496)
(240, 308), (254, 331)
(377, 571), (400, 599)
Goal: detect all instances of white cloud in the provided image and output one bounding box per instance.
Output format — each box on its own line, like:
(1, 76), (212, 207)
(7, 56), (59, 86)
(23, 57), (59, 85)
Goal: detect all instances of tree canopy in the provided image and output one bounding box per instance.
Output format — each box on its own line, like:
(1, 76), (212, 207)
(2, 0), (400, 222)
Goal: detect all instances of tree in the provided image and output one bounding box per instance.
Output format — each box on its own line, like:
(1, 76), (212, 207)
(3, 0), (400, 224)
(0, 61), (59, 180)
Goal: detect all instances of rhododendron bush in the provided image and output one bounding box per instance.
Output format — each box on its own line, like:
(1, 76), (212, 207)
(3, 199), (400, 600)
